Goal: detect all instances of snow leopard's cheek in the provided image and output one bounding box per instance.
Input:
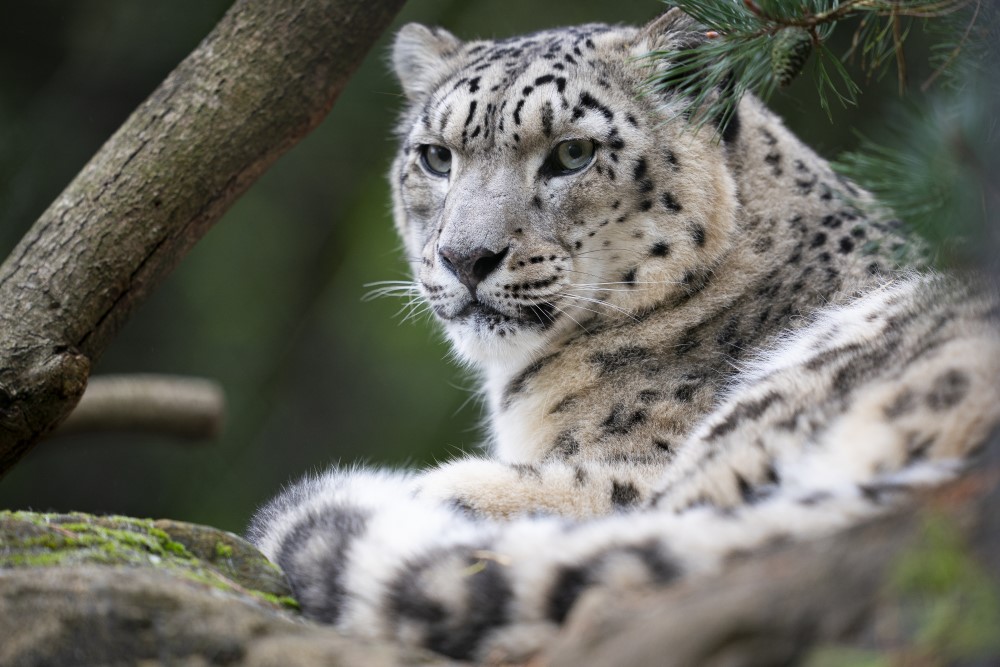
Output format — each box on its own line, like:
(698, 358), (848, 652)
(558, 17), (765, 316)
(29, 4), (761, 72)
(395, 161), (449, 269)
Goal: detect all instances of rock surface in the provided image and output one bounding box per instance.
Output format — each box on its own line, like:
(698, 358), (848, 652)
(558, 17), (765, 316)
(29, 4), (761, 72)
(0, 511), (451, 667)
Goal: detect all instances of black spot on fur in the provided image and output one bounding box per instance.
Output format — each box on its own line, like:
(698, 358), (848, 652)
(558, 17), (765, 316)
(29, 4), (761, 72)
(661, 192), (682, 212)
(799, 491), (833, 506)
(764, 151), (782, 175)
(611, 481), (641, 508)
(578, 91), (614, 120)
(926, 369), (970, 411)
(736, 472), (775, 504)
(546, 543), (679, 623)
(632, 157), (648, 182)
(706, 392), (784, 439)
(601, 404), (648, 435)
(622, 268), (637, 285)
(650, 241), (671, 257)
(804, 342), (865, 372)
(673, 384), (697, 402)
(884, 390), (916, 419)
(905, 433), (936, 464)
(502, 353), (556, 408)
(513, 100), (525, 125)
(547, 565), (588, 623)
(541, 102), (554, 137)
(691, 224), (706, 248)
(654, 439), (675, 458)
(387, 546), (512, 660)
(721, 108), (741, 144)
(448, 497), (477, 516)
(675, 331), (701, 356)
(511, 463), (542, 480)
(590, 345), (657, 375)
(276, 507), (369, 624)
(638, 389), (661, 404)
(463, 100), (477, 128)
(552, 430), (580, 457)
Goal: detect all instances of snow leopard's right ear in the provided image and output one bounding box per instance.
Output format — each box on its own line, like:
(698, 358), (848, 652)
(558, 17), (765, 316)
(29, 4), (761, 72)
(634, 8), (706, 57)
(392, 23), (462, 101)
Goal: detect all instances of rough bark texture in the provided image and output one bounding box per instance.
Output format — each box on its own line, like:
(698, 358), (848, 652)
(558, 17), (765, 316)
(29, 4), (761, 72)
(0, 0), (407, 477)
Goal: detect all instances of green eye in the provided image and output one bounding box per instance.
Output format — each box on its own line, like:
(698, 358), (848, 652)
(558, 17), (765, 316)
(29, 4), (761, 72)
(420, 145), (452, 176)
(552, 139), (595, 173)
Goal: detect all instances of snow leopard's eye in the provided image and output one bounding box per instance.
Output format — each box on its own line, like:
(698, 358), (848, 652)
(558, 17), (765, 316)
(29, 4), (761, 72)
(420, 145), (452, 176)
(551, 139), (595, 174)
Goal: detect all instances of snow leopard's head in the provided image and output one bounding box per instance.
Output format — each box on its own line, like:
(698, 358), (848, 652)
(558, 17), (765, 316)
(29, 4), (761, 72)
(390, 10), (738, 371)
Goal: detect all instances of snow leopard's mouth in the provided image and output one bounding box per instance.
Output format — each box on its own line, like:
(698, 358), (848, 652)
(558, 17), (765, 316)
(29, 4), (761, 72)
(449, 300), (559, 330)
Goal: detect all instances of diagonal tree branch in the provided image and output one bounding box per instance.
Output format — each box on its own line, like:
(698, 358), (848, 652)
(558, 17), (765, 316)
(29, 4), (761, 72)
(0, 0), (407, 477)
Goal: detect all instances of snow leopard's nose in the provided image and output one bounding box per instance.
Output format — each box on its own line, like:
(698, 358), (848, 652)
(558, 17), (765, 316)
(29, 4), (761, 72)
(439, 245), (509, 298)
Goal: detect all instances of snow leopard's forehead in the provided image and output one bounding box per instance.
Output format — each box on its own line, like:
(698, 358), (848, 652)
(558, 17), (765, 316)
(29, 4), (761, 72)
(403, 25), (648, 151)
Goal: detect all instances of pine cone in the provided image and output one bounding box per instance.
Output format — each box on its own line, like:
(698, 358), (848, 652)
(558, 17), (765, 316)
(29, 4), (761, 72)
(771, 27), (813, 87)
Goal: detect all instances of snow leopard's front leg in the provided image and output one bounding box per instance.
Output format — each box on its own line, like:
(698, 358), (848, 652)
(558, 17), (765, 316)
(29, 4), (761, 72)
(413, 456), (666, 519)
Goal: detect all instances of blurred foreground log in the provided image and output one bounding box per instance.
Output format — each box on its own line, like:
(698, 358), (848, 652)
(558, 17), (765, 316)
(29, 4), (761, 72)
(0, 0), (407, 477)
(548, 428), (1000, 667)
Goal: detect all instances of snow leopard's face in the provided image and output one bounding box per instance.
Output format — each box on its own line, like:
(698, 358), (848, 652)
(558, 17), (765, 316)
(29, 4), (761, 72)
(390, 13), (738, 371)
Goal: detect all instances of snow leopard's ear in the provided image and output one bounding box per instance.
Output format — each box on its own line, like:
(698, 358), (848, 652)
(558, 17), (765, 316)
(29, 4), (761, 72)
(392, 23), (462, 101)
(633, 8), (741, 143)
(634, 7), (707, 54)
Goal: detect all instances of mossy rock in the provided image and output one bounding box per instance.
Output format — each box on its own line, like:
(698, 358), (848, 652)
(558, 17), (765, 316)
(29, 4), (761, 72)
(0, 510), (296, 610)
(0, 511), (450, 666)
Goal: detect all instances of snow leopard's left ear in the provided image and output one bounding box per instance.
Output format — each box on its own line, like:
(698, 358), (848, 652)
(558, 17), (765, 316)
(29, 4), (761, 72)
(392, 23), (462, 101)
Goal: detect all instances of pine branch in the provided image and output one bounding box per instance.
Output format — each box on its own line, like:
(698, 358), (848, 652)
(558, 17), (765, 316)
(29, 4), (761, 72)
(645, 0), (982, 127)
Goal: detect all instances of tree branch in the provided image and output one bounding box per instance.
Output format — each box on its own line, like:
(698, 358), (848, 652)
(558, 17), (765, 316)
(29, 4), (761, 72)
(0, 0), (406, 477)
(51, 375), (225, 441)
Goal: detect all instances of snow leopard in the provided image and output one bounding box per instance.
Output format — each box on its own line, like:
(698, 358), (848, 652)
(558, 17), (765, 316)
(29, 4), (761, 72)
(247, 9), (1000, 662)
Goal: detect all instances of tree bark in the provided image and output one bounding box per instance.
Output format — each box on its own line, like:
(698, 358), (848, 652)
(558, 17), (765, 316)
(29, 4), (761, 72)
(0, 0), (407, 477)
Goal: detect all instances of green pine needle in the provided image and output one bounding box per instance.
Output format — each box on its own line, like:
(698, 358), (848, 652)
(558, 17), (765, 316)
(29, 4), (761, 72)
(643, 0), (982, 131)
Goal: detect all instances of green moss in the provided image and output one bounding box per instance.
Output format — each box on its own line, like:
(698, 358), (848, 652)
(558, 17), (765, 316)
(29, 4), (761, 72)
(0, 510), (301, 614)
(256, 592), (301, 610)
(891, 515), (1000, 660)
(214, 541), (234, 559)
(803, 647), (889, 667)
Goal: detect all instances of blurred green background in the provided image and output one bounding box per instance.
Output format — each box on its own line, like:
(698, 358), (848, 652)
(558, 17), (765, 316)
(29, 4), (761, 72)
(0, 1), (964, 532)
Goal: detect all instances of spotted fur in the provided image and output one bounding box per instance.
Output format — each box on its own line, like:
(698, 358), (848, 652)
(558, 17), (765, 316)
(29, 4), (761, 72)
(248, 10), (1000, 662)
